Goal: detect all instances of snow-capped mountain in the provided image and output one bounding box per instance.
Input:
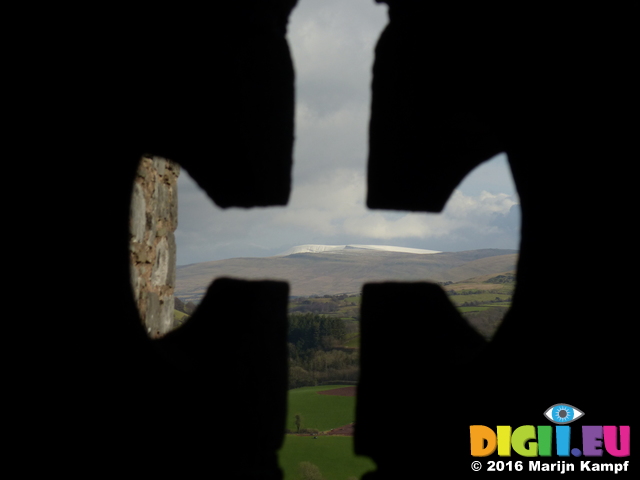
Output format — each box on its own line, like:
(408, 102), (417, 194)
(274, 244), (442, 256)
(176, 248), (518, 299)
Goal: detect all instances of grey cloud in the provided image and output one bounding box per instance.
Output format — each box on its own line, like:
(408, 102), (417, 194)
(172, 2), (521, 265)
(288, 0), (388, 184)
(489, 204), (521, 232)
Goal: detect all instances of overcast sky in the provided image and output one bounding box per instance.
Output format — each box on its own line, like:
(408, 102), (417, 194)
(175, 0), (520, 266)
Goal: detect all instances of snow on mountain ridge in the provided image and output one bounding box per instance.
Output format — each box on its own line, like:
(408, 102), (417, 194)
(275, 244), (441, 256)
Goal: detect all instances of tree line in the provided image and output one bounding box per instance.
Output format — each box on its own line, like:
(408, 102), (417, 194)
(287, 313), (357, 389)
(288, 313), (346, 356)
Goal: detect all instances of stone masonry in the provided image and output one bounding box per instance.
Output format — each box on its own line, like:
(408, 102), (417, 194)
(129, 155), (179, 338)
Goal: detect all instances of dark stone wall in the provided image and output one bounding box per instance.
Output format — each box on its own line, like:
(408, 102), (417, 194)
(24, 1), (633, 478)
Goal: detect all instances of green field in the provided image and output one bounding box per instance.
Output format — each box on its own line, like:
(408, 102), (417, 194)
(343, 336), (360, 348)
(279, 385), (376, 480)
(457, 304), (509, 313)
(449, 292), (512, 305)
(285, 385), (356, 433)
(278, 435), (376, 480)
(173, 309), (189, 321)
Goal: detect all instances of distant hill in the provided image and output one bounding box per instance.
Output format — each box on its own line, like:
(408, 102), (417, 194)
(175, 247), (518, 301)
(275, 244), (442, 256)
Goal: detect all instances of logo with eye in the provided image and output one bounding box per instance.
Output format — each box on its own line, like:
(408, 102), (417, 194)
(543, 403), (585, 424)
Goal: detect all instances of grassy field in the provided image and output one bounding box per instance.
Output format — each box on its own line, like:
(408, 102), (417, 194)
(343, 336), (360, 348)
(448, 292), (512, 305)
(285, 385), (356, 433)
(173, 309), (189, 321)
(278, 435), (376, 480)
(279, 385), (375, 480)
(173, 309), (190, 329)
(457, 304), (510, 313)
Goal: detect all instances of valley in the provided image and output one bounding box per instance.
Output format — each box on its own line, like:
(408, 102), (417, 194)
(170, 247), (517, 479)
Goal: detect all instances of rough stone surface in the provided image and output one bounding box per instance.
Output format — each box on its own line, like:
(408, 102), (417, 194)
(130, 182), (146, 243)
(129, 155), (179, 338)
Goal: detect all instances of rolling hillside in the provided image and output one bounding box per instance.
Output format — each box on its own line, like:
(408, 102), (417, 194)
(176, 247), (518, 301)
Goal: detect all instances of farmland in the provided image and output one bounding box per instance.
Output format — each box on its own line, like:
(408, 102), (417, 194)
(284, 271), (515, 343)
(172, 271), (515, 477)
(277, 272), (515, 477)
(279, 385), (375, 480)
(286, 386), (357, 433)
(279, 435), (375, 480)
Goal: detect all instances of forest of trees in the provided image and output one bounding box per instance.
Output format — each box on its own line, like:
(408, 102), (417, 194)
(287, 313), (358, 389)
(288, 313), (346, 353)
(173, 278), (512, 388)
